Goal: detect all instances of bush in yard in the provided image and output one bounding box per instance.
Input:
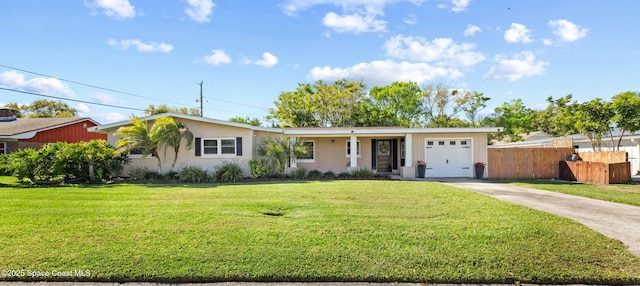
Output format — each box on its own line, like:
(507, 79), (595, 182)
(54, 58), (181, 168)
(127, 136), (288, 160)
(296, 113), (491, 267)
(215, 162), (244, 183)
(307, 169), (323, 179)
(0, 154), (10, 176)
(177, 166), (210, 183)
(351, 167), (376, 177)
(248, 159), (270, 178)
(323, 170), (336, 178)
(290, 167), (307, 179)
(127, 167), (163, 182)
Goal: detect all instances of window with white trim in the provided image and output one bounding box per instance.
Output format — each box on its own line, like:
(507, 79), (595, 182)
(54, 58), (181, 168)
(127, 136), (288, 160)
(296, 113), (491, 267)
(296, 141), (315, 162)
(346, 140), (361, 157)
(0, 142), (5, 155)
(202, 138), (236, 156)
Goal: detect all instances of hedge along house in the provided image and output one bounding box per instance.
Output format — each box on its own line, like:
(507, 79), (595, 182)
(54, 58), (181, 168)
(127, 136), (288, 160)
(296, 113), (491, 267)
(90, 113), (500, 178)
(0, 108), (107, 154)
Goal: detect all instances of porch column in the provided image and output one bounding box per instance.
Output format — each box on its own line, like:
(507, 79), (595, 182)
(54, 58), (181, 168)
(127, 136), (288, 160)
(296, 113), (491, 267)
(289, 136), (297, 168)
(401, 133), (416, 178)
(350, 135), (358, 168)
(405, 133), (413, 166)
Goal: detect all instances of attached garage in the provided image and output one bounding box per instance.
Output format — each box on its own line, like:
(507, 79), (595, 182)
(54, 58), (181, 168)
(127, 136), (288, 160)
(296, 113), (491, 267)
(425, 138), (472, 177)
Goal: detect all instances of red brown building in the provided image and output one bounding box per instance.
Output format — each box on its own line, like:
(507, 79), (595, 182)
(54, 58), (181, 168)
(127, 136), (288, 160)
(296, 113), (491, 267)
(0, 109), (107, 154)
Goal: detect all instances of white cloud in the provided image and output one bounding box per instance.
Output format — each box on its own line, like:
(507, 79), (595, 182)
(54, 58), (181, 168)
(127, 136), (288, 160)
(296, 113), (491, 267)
(464, 25), (481, 37)
(549, 19), (588, 42)
(542, 39), (554, 46)
(403, 13), (417, 25)
(0, 70), (75, 97)
(202, 49), (232, 65)
(483, 51), (547, 82)
(85, 0), (136, 19)
(438, 0), (471, 12)
(504, 23), (533, 43)
(253, 52), (279, 68)
(108, 39), (173, 53)
(308, 60), (460, 86)
(281, 0), (424, 34)
(322, 12), (386, 33)
(451, 0), (471, 12)
(384, 35), (485, 67)
(76, 103), (90, 113)
(185, 0), (215, 23)
(92, 93), (115, 104)
(81, 112), (128, 124)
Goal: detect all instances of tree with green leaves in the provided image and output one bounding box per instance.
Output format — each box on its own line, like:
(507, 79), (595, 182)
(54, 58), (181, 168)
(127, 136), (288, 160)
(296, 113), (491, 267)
(116, 116), (194, 172)
(257, 137), (309, 175)
(4, 99), (76, 118)
(151, 117), (194, 172)
(463, 91), (491, 127)
(486, 99), (536, 142)
(115, 117), (161, 171)
(575, 98), (614, 151)
(610, 91), (640, 150)
(229, 116), (263, 126)
(365, 81), (423, 127)
(422, 83), (472, 127)
(533, 95), (578, 137)
(145, 104), (200, 116)
(269, 79), (367, 127)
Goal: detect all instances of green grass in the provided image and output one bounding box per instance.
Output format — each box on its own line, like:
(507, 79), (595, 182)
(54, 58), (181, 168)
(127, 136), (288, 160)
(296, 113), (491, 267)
(508, 180), (640, 206)
(1, 179), (639, 284)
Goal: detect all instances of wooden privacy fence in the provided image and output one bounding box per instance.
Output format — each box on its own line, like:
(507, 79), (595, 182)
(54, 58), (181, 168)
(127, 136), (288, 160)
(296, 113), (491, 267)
(560, 161), (631, 184)
(578, 151), (628, 164)
(559, 151), (632, 184)
(488, 148), (575, 179)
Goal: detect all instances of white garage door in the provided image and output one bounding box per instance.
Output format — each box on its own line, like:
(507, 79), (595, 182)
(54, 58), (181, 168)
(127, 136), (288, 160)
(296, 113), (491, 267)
(425, 139), (471, 177)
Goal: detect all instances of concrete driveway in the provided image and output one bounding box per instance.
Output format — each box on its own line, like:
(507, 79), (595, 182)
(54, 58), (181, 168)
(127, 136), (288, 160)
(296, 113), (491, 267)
(440, 179), (640, 257)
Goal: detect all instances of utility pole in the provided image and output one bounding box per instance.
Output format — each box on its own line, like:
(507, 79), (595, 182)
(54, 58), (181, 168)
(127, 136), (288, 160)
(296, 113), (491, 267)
(197, 81), (203, 117)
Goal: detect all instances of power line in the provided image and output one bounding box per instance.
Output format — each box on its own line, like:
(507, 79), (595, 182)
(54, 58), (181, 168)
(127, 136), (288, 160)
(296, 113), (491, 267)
(203, 95), (271, 111)
(0, 87), (146, 112)
(0, 63), (199, 109)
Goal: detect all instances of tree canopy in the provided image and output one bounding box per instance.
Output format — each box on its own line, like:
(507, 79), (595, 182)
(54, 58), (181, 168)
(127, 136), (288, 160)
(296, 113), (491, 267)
(3, 99), (77, 118)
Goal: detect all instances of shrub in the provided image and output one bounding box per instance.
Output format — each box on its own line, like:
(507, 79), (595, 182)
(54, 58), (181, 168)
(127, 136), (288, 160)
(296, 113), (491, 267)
(307, 169), (323, 179)
(127, 167), (162, 182)
(290, 167), (307, 179)
(215, 162), (244, 183)
(248, 159), (270, 178)
(176, 166), (210, 183)
(0, 154), (10, 176)
(323, 170), (335, 178)
(351, 167), (376, 177)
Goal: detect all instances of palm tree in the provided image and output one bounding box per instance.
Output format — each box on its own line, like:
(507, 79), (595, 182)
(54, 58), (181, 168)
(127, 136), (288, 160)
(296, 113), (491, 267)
(150, 117), (193, 172)
(257, 136), (309, 174)
(115, 117), (161, 171)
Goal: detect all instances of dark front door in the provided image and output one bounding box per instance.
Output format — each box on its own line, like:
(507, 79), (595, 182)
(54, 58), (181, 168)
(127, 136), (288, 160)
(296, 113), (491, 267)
(376, 140), (392, 172)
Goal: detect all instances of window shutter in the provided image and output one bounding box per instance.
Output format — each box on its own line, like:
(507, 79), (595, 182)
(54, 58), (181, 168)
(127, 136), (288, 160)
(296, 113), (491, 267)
(392, 139), (398, 170)
(236, 137), (243, 156)
(371, 139), (377, 169)
(195, 137), (201, 156)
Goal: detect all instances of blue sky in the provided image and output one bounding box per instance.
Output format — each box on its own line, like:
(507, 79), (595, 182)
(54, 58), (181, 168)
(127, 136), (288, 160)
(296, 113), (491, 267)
(1, 0), (639, 124)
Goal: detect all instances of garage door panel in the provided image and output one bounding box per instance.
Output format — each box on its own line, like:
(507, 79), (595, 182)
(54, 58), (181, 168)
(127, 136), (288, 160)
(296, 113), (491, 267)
(425, 139), (471, 177)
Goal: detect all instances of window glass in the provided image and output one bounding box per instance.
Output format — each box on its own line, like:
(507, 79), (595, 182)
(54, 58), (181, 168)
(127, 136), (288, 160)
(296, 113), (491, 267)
(461, 140), (468, 145)
(427, 141), (434, 146)
(203, 139), (218, 155)
(297, 141), (315, 161)
(438, 141), (445, 145)
(221, 139), (236, 154)
(450, 141), (456, 145)
(0, 142), (5, 155)
(346, 141), (361, 156)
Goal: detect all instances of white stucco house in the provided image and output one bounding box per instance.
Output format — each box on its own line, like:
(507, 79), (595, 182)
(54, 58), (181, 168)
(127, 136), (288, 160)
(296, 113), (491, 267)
(89, 113), (501, 178)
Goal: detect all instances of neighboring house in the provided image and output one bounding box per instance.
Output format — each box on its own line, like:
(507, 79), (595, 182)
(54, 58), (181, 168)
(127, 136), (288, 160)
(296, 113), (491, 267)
(491, 130), (553, 145)
(0, 108), (107, 154)
(492, 130), (640, 175)
(89, 113), (500, 178)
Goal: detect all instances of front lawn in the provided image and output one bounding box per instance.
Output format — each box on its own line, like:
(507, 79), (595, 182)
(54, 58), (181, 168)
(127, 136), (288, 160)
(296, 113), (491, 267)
(1, 180), (639, 284)
(510, 180), (640, 206)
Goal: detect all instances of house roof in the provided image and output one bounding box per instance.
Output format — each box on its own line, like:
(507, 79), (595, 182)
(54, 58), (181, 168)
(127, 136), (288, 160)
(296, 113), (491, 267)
(90, 112), (501, 137)
(89, 112), (280, 133)
(491, 129), (640, 148)
(0, 117), (100, 139)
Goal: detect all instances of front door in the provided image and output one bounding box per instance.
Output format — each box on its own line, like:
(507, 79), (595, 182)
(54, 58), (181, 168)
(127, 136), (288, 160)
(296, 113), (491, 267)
(377, 140), (392, 172)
